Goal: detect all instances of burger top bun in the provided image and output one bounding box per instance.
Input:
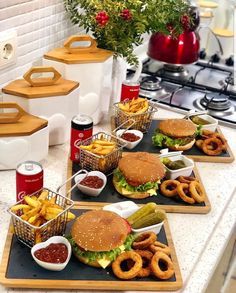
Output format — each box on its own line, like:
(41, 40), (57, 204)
(71, 210), (128, 252)
(118, 152), (165, 186)
(159, 119), (196, 138)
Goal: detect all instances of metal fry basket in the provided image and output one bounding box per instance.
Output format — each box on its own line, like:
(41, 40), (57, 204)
(76, 131), (127, 174)
(113, 99), (158, 133)
(8, 188), (74, 248)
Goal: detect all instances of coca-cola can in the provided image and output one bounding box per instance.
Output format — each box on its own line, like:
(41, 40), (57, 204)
(16, 161), (43, 202)
(70, 114), (93, 162)
(120, 80), (140, 101)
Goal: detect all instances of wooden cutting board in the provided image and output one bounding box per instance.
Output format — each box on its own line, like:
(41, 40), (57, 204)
(66, 159), (211, 214)
(111, 117), (235, 163)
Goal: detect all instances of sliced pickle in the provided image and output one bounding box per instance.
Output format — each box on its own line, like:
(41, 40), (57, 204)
(191, 116), (210, 125)
(126, 202), (157, 225)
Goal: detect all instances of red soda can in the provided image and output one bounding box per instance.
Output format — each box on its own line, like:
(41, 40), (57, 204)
(16, 161), (43, 202)
(70, 114), (93, 162)
(120, 80), (140, 101)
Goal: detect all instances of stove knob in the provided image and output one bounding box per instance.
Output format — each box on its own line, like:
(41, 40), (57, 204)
(211, 53), (220, 63)
(225, 55), (234, 66)
(199, 48), (206, 59)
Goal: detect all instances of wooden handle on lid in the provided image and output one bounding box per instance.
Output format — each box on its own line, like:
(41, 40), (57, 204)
(64, 35), (98, 54)
(0, 102), (26, 124)
(23, 66), (62, 87)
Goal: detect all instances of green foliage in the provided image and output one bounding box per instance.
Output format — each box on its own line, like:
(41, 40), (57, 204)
(64, 0), (189, 65)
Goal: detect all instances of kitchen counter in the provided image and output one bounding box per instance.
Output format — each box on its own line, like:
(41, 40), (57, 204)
(0, 107), (236, 293)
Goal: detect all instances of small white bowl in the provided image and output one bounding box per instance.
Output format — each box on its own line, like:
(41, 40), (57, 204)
(75, 170), (107, 197)
(103, 201), (138, 218)
(132, 221), (164, 235)
(161, 153), (194, 180)
(188, 114), (218, 131)
(104, 203), (164, 235)
(116, 129), (143, 150)
(31, 236), (71, 271)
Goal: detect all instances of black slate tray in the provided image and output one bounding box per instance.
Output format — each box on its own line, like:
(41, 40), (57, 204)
(0, 208), (183, 290)
(68, 161), (211, 214)
(122, 119), (233, 162)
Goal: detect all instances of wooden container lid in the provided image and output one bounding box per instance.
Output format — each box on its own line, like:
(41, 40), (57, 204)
(0, 102), (48, 137)
(2, 66), (79, 99)
(213, 28), (234, 38)
(44, 35), (113, 64)
(198, 1), (218, 8)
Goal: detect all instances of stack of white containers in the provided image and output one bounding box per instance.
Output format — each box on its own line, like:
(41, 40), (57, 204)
(2, 66), (80, 146)
(43, 35), (113, 125)
(0, 102), (49, 170)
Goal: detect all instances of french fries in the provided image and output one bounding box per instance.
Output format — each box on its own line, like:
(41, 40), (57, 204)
(118, 97), (149, 114)
(80, 136), (116, 156)
(10, 189), (76, 228)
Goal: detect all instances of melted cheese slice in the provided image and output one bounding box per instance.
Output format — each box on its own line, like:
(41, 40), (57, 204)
(121, 188), (157, 196)
(97, 245), (126, 269)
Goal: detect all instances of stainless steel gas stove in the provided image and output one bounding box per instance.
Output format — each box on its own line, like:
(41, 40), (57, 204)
(135, 58), (236, 128)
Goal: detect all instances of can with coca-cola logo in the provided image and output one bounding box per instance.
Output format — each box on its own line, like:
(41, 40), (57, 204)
(120, 80), (140, 101)
(70, 114), (93, 162)
(16, 161), (44, 202)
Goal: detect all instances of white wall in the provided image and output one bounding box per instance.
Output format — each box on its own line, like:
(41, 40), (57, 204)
(0, 0), (80, 89)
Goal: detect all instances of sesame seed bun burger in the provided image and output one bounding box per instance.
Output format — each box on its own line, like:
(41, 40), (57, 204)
(67, 210), (134, 269)
(113, 152), (165, 199)
(152, 119), (198, 151)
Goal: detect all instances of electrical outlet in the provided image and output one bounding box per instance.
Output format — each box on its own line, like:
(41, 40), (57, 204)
(0, 30), (17, 70)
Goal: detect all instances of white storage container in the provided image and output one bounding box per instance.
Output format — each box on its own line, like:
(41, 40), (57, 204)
(2, 66), (80, 146)
(43, 35), (113, 125)
(0, 102), (49, 170)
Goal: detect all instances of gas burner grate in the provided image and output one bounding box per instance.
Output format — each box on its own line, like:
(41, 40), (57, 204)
(200, 92), (232, 111)
(157, 64), (189, 81)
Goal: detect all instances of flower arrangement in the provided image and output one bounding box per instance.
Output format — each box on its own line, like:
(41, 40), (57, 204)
(64, 0), (190, 65)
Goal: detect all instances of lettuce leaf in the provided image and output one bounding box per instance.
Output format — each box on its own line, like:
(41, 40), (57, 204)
(113, 168), (159, 192)
(152, 131), (184, 147)
(66, 233), (135, 263)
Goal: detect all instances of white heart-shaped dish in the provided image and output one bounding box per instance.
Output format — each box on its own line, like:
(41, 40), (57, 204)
(116, 129), (143, 150)
(75, 170), (107, 197)
(31, 236), (71, 271)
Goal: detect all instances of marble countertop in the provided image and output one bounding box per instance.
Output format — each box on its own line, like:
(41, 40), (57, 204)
(0, 107), (236, 293)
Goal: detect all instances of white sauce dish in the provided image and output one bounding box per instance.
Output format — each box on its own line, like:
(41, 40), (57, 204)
(31, 236), (71, 271)
(75, 170), (107, 197)
(116, 129), (143, 150)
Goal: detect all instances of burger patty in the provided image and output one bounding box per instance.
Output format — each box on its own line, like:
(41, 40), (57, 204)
(118, 152), (165, 186)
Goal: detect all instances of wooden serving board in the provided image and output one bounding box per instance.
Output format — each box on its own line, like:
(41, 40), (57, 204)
(0, 208), (182, 291)
(111, 118), (235, 163)
(66, 159), (211, 214)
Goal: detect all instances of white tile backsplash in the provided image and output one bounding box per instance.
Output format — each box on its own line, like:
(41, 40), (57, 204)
(0, 0), (80, 91)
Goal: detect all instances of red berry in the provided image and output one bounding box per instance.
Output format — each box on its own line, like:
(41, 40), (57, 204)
(181, 14), (190, 31)
(120, 8), (132, 21)
(95, 11), (109, 26)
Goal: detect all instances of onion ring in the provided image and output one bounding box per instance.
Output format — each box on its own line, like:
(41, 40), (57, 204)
(160, 180), (180, 197)
(177, 176), (198, 184)
(150, 251), (175, 280)
(128, 250), (153, 278)
(189, 181), (205, 203)
(149, 241), (171, 256)
(177, 183), (195, 204)
(211, 133), (227, 151)
(202, 137), (223, 156)
(132, 232), (156, 250)
(112, 251), (142, 279)
(195, 139), (204, 150)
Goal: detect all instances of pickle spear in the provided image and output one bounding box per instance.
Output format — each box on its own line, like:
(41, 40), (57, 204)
(126, 202), (157, 225)
(132, 209), (166, 229)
